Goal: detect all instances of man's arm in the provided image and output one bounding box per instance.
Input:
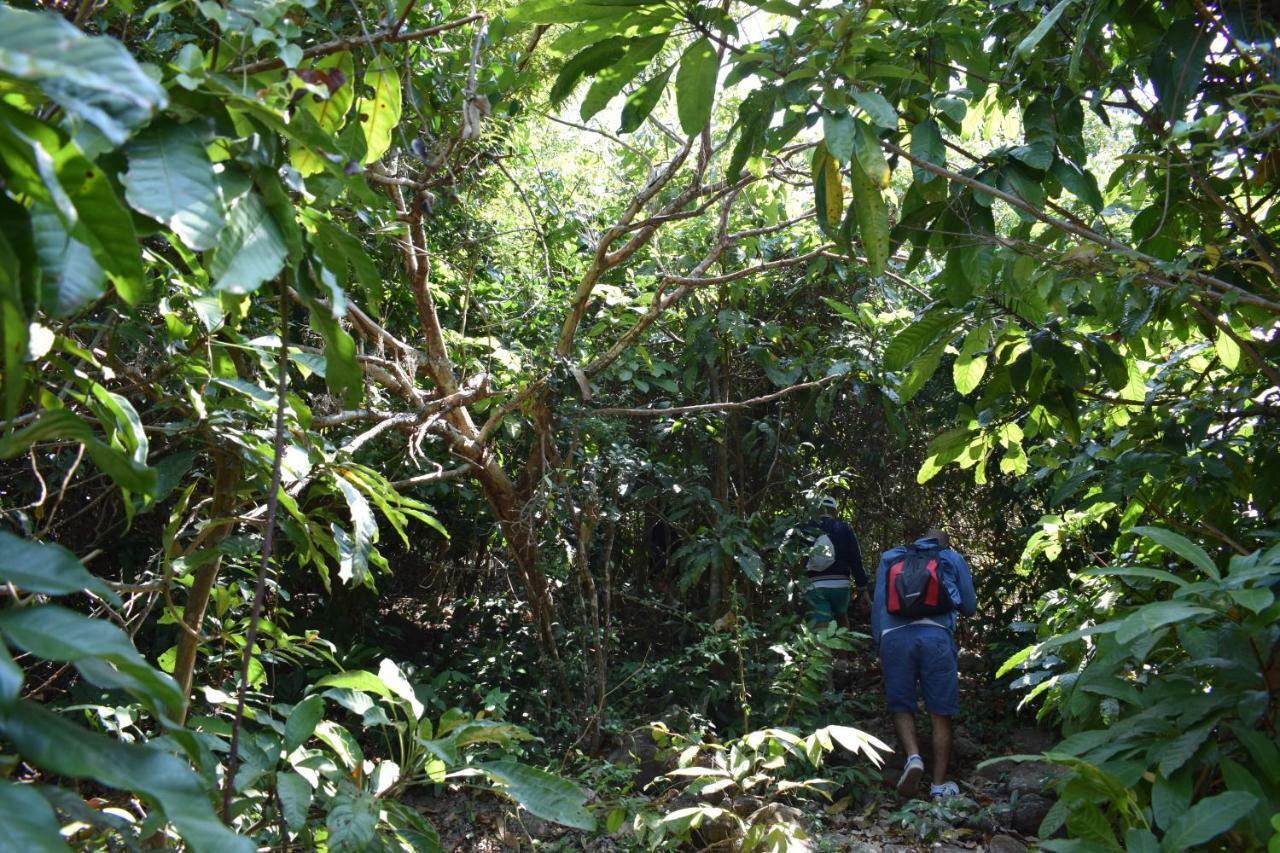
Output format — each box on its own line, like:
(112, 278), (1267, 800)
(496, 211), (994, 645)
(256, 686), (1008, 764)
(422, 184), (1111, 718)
(947, 549), (977, 616)
(870, 555), (888, 645)
(847, 527), (868, 589)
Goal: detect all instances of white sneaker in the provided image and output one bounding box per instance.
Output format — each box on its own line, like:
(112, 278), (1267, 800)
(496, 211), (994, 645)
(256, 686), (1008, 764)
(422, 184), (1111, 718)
(930, 781), (960, 799)
(896, 755), (924, 797)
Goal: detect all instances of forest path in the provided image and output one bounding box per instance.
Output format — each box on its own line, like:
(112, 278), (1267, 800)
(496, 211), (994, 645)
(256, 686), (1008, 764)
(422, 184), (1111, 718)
(421, 656), (1063, 851)
(805, 657), (1059, 851)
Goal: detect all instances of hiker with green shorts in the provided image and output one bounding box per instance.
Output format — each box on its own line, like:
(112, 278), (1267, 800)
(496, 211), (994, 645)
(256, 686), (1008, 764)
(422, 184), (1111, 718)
(797, 496), (869, 629)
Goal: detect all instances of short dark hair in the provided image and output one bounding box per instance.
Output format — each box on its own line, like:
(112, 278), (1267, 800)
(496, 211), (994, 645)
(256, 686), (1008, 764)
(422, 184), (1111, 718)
(924, 528), (951, 549)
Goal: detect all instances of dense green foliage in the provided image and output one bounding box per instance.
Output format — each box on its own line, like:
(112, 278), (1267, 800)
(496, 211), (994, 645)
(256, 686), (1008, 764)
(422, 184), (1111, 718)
(0, 0), (1277, 848)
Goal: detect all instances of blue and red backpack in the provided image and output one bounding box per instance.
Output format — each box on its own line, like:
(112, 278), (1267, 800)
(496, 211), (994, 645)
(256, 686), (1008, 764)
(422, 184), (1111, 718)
(886, 544), (954, 618)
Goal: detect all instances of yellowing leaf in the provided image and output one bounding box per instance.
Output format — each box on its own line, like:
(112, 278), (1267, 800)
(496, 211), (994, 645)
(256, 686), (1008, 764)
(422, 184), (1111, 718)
(292, 53), (355, 176)
(358, 57), (401, 164)
(812, 144), (843, 238)
(847, 151), (888, 274)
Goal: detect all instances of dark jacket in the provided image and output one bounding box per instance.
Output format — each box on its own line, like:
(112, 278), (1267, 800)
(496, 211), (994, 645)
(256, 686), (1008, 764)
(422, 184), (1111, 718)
(803, 516), (867, 588)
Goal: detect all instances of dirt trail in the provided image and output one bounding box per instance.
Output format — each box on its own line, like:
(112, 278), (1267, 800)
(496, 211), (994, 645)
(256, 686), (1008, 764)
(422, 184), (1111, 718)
(810, 725), (1060, 851)
(809, 657), (1061, 851)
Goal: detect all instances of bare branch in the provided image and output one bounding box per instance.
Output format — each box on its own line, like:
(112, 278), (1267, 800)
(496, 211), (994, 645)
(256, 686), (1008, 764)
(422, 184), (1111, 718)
(229, 14), (484, 75)
(665, 246), (827, 288)
(389, 463), (473, 488)
(539, 113), (648, 159)
(592, 375), (838, 417)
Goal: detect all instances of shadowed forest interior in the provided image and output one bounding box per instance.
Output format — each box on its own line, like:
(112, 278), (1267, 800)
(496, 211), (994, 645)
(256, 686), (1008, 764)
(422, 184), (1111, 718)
(0, 0), (1278, 849)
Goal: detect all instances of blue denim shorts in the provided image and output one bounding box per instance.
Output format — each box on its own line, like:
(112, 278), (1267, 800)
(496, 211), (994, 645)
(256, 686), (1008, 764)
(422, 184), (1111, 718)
(879, 624), (959, 715)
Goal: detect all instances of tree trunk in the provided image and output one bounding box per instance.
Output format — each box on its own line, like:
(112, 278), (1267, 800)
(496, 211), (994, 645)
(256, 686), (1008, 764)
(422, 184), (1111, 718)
(173, 451), (240, 723)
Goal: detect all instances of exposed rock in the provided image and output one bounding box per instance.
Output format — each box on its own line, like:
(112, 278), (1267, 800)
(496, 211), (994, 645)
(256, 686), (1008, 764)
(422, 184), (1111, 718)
(1009, 725), (1057, 754)
(1011, 792), (1053, 836)
(691, 810), (741, 849)
(603, 727), (670, 789)
(1006, 761), (1068, 796)
(730, 795), (764, 816)
(832, 841), (880, 853)
(987, 833), (1030, 853)
(973, 757), (1016, 781)
(952, 732), (983, 760)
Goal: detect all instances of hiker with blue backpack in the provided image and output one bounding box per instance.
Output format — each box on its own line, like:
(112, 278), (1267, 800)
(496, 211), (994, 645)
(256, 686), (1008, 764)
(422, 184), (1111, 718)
(872, 526), (977, 800)
(797, 495), (870, 629)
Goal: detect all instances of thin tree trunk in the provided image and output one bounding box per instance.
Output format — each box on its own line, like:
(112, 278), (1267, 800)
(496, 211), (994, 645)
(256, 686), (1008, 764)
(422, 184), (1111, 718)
(575, 522), (606, 753)
(172, 451), (240, 723)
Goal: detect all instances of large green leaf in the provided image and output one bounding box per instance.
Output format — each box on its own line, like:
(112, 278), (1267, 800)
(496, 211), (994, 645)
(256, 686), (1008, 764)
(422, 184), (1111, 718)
(0, 532), (117, 602)
(917, 428), (979, 484)
(315, 669), (395, 700)
(506, 0), (638, 25)
(822, 725), (892, 765)
(897, 334), (950, 403)
(883, 307), (962, 372)
(851, 91), (897, 129)
(479, 760), (596, 830)
(314, 720), (364, 769)
(124, 122), (225, 251)
(1160, 791), (1256, 851)
(211, 192), (288, 294)
(283, 694), (326, 752)
(0, 106), (145, 303)
(0, 409), (156, 496)
(358, 56), (401, 164)
(953, 323), (988, 395)
(579, 36), (667, 121)
(30, 204), (105, 317)
(276, 771), (312, 830)
(619, 64), (673, 133)
(674, 38), (717, 135)
(0, 780), (71, 853)
(0, 700), (252, 853)
(550, 39), (628, 107)
(0, 6), (166, 146)
(377, 658), (424, 720)
(328, 786), (379, 852)
(0, 605), (184, 720)
(850, 119), (890, 188)
(736, 547), (763, 583)
(307, 291), (362, 407)
(90, 383), (148, 465)
(0, 644), (22, 707)
(823, 110), (855, 164)
(1016, 0), (1074, 58)
(909, 119), (945, 184)
(1050, 158), (1103, 212)
(334, 475), (378, 586)
(1114, 601), (1215, 645)
(1150, 19), (1210, 121)
(276, 768), (311, 824)
(0, 219), (28, 420)
(1132, 526), (1220, 579)
(727, 86), (773, 180)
